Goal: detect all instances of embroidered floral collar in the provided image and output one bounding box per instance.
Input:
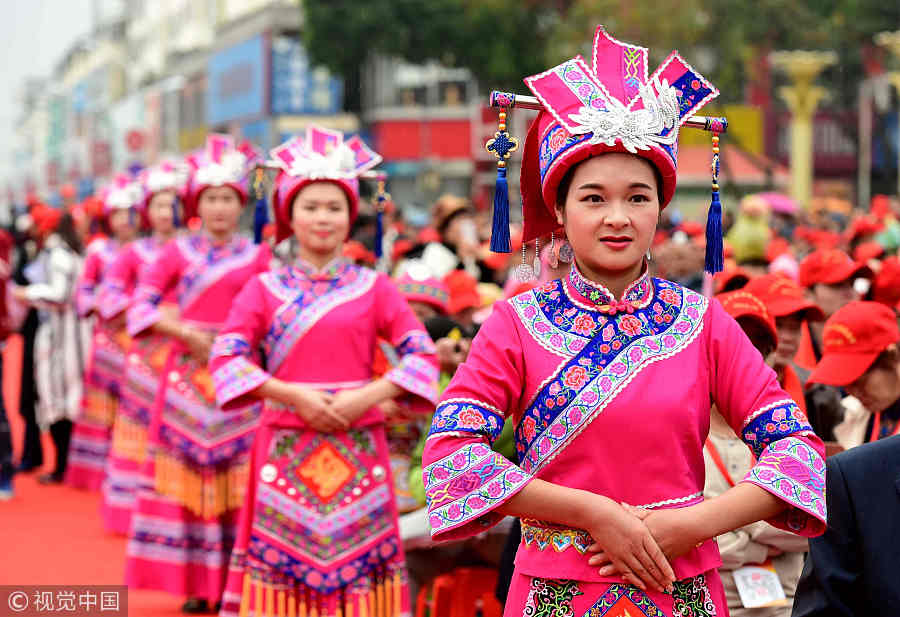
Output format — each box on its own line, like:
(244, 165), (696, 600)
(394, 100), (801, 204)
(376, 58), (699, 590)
(567, 262), (653, 312)
(292, 256), (350, 280)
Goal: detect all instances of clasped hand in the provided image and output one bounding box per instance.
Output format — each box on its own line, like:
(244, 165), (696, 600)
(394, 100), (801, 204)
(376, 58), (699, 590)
(584, 500), (704, 594)
(285, 385), (374, 433)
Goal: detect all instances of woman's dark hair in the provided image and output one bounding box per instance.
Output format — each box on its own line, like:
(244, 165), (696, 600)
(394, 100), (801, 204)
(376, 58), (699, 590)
(56, 213), (83, 254)
(555, 156), (665, 210)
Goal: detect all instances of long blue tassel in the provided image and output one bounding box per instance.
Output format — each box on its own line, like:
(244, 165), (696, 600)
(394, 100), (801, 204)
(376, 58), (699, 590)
(490, 165), (511, 253)
(374, 205), (384, 259)
(253, 192), (268, 244)
(172, 196), (181, 228)
(704, 189), (724, 274)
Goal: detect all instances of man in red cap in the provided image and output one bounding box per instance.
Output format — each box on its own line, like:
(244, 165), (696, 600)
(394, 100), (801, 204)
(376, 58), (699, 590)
(869, 255), (900, 308)
(807, 301), (900, 445)
(707, 291), (810, 616)
(795, 249), (872, 372)
(743, 274), (839, 438)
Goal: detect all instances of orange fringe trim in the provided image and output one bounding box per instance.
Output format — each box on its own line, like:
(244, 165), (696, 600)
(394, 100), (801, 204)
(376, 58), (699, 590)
(238, 571), (405, 617)
(153, 452), (249, 518)
(110, 415), (148, 464)
(82, 388), (118, 427)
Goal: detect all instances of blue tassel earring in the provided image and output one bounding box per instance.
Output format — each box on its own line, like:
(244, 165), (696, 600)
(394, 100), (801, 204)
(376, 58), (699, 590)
(485, 109), (518, 253)
(252, 168), (268, 245)
(374, 178), (388, 260)
(171, 196), (182, 228)
(704, 132), (724, 274)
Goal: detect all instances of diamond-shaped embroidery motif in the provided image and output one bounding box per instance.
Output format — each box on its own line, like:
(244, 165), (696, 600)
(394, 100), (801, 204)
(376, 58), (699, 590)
(296, 441), (355, 502)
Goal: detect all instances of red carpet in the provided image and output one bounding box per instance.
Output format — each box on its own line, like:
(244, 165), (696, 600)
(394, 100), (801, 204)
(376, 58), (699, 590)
(1, 336), (193, 616)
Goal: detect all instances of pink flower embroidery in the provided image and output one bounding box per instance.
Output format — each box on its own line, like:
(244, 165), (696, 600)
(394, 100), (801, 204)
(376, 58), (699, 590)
(563, 366), (589, 390)
(687, 307), (700, 319)
(582, 390), (598, 404)
(448, 504), (462, 518)
(599, 376), (612, 392)
(675, 320), (690, 333)
(430, 514), (443, 528)
(568, 408), (582, 424)
(550, 423), (566, 437)
(468, 496), (486, 509)
(487, 482), (503, 498)
(571, 340), (586, 352)
(548, 130), (566, 152)
(772, 409), (787, 422)
(535, 322), (550, 334)
(432, 467), (450, 480)
(572, 313), (596, 335)
(523, 305), (537, 318)
(659, 289), (679, 304)
(549, 382), (562, 396)
(457, 407), (486, 430)
(619, 315), (642, 336)
(629, 347), (643, 362)
(602, 324), (615, 342)
(611, 340), (622, 350)
(610, 363), (627, 376)
(449, 473), (480, 497)
(663, 335), (676, 348)
(600, 344), (610, 354)
(522, 416), (537, 442)
(550, 334), (564, 348)
(508, 472), (523, 483)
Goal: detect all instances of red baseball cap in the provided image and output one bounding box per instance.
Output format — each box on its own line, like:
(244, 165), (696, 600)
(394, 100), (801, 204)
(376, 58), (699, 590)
(853, 241), (885, 262)
(714, 266), (751, 294)
(744, 273), (825, 321)
(871, 256), (900, 308)
(807, 301), (900, 386)
(798, 249), (873, 288)
(716, 290), (778, 349)
(444, 270), (481, 315)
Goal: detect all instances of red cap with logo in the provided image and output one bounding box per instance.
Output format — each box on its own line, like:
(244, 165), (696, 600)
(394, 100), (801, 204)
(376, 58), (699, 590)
(715, 290), (778, 349)
(871, 256), (900, 308)
(744, 273), (825, 321)
(807, 301), (900, 386)
(798, 249), (873, 288)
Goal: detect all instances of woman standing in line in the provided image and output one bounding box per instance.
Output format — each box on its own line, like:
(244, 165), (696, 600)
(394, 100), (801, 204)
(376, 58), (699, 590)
(210, 129), (439, 617)
(98, 161), (185, 533)
(124, 136), (272, 614)
(66, 175), (141, 490)
(12, 208), (91, 484)
(422, 26), (827, 616)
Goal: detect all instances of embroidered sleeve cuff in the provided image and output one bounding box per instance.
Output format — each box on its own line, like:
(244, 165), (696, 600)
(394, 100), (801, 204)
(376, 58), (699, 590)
(741, 400), (813, 459)
(741, 436), (827, 537)
(126, 302), (162, 337)
(395, 330), (437, 356)
(97, 287), (130, 320)
(424, 441), (530, 541)
(75, 287), (94, 317)
(429, 398), (506, 442)
(212, 356), (271, 408)
(386, 354), (440, 405)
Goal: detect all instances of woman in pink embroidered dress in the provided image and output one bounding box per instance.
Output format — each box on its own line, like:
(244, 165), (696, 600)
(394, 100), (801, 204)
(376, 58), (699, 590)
(123, 137), (272, 614)
(422, 27), (826, 617)
(209, 129), (438, 617)
(97, 161), (185, 533)
(66, 174), (141, 490)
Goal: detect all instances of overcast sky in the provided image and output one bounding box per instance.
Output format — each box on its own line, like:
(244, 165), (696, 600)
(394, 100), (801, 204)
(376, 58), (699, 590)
(1, 0), (93, 187)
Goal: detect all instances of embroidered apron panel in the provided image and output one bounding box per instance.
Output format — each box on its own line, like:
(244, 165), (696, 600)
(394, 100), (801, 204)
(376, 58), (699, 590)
(157, 348), (262, 465)
(247, 426), (401, 595)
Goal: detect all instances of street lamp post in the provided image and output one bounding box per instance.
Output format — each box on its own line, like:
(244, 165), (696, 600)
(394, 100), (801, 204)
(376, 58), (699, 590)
(875, 30), (900, 198)
(770, 50), (837, 210)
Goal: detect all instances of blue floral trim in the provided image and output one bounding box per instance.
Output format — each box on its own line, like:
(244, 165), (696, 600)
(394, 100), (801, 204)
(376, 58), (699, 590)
(210, 333), (251, 359)
(429, 398), (506, 441)
(743, 436), (826, 534)
(741, 399), (813, 458)
(424, 443), (529, 538)
(514, 279), (707, 474)
(395, 330), (437, 356)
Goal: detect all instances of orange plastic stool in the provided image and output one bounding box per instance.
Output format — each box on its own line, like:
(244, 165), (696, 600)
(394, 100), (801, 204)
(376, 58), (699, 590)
(416, 567), (502, 617)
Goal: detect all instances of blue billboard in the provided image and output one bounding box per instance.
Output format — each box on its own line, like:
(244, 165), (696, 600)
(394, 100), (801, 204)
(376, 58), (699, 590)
(271, 36), (343, 115)
(207, 35), (267, 125)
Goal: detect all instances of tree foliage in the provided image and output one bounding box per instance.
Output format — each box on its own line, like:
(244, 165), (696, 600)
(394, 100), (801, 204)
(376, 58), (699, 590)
(301, 0), (900, 110)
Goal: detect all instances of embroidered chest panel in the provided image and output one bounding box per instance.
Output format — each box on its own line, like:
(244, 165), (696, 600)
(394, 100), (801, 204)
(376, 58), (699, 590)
(259, 263), (376, 373)
(511, 278), (707, 474)
(176, 234), (257, 308)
